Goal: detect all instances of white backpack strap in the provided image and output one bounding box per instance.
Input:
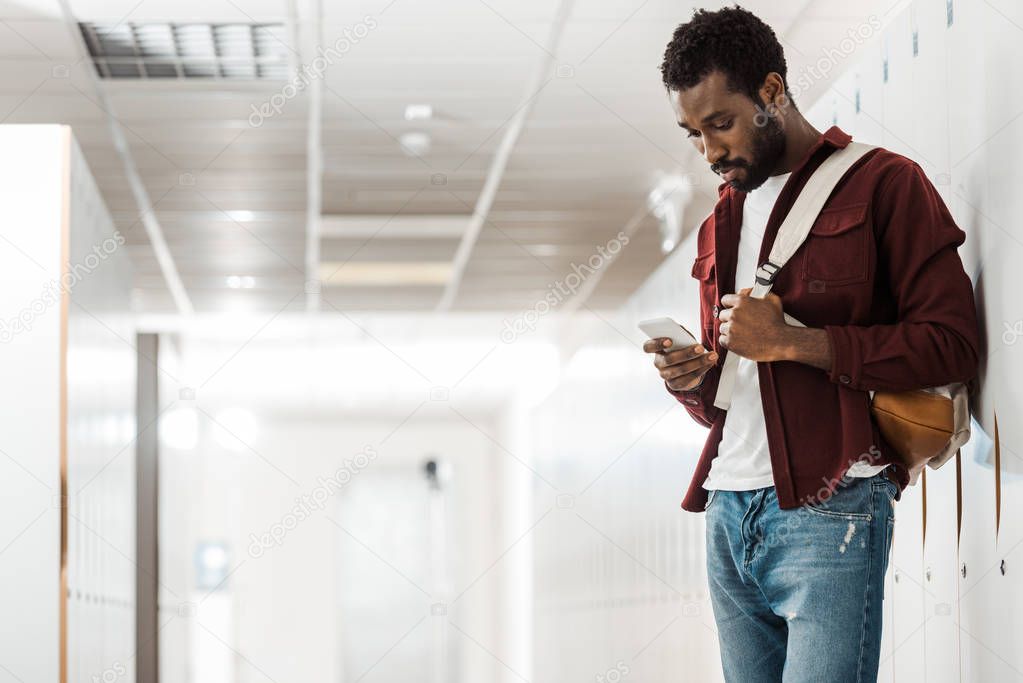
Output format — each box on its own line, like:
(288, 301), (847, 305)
(713, 142), (877, 410)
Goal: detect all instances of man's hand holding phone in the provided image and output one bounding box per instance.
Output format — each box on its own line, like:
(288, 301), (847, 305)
(644, 338), (719, 391)
(638, 317), (719, 392)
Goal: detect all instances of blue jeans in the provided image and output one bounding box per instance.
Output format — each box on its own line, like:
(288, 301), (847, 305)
(704, 472), (899, 682)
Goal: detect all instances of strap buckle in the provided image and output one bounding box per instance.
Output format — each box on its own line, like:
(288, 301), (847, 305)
(755, 261), (781, 286)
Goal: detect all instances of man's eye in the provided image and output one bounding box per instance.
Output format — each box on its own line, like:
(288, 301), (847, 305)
(714, 120), (733, 131)
(686, 129), (701, 139)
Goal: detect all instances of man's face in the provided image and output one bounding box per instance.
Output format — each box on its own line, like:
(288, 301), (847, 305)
(670, 70), (785, 192)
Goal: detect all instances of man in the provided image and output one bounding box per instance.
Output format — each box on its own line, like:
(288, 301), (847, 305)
(643, 6), (980, 682)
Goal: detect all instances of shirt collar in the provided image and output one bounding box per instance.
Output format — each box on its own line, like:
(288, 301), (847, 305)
(802, 124), (852, 161)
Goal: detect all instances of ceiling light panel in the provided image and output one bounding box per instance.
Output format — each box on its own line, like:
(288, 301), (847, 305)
(79, 22), (290, 80)
(318, 262), (452, 286)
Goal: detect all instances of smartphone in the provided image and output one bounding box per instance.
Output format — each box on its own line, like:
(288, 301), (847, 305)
(638, 317), (702, 352)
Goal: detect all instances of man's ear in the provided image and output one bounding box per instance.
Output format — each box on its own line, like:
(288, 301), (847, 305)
(759, 72), (786, 106)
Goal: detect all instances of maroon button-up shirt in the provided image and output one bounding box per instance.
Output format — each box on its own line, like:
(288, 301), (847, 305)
(669, 125), (981, 512)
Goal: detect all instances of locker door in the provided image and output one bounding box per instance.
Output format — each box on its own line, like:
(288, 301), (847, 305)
(879, 14), (914, 159)
(956, 416), (1005, 681)
(889, 481), (927, 681)
(850, 38), (885, 145)
(922, 464), (961, 683)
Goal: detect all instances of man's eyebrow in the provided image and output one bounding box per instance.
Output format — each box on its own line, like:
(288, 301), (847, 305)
(678, 110), (731, 129)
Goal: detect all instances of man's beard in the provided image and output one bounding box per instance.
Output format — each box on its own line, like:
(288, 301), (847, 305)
(715, 116), (786, 193)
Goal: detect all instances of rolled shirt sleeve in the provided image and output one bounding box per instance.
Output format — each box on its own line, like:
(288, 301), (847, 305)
(666, 364), (722, 428)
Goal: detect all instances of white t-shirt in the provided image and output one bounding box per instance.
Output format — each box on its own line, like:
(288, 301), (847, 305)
(704, 172), (886, 491)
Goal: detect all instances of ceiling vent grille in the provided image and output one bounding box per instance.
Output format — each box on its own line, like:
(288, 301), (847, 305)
(79, 22), (290, 80)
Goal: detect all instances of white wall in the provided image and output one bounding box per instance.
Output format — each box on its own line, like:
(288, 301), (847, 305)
(0, 125), (135, 682)
(0, 124), (66, 683)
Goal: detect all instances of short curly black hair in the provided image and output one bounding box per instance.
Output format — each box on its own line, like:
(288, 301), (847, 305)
(661, 5), (791, 105)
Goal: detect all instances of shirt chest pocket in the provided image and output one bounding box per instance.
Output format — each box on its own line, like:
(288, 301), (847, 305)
(800, 202), (871, 286)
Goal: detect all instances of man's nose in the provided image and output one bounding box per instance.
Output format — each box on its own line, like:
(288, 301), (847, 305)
(703, 140), (727, 166)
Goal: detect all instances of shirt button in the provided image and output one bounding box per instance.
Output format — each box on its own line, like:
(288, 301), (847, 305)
(839, 374), (851, 384)
(684, 398), (699, 405)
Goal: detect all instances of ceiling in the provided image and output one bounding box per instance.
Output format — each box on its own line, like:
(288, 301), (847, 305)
(0, 0), (888, 314)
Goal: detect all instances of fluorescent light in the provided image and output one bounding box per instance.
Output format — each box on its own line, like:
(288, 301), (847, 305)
(226, 210), (256, 222)
(648, 174), (695, 255)
(320, 214), (470, 239)
(527, 244), (560, 257)
(318, 261), (452, 286)
(404, 104), (434, 121)
(226, 275), (255, 289)
(399, 131), (431, 156)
